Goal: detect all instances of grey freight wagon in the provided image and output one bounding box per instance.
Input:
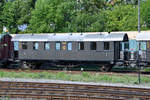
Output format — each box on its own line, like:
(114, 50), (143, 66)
(11, 33), (129, 71)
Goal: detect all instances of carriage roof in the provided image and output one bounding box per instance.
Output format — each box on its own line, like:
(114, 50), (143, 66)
(11, 33), (128, 42)
(136, 32), (150, 41)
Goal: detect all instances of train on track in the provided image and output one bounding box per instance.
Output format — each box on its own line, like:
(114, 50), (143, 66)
(0, 32), (149, 71)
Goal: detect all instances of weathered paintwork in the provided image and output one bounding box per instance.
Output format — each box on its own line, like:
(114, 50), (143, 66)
(0, 34), (13, 60)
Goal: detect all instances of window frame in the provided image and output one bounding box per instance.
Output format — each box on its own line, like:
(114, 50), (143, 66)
(21, 42), (27, 50)
(56, 42), (61, 50)
(104, 42), (110, 50)
(33, 42), (39, 50)
(14, 41), (19, 51)
(139, 41), (147, 51)
(78, 42), (84, 50)
(44, 42), (50, 50)
(90, 42), (97, 50)
(67, 42), (72, 51)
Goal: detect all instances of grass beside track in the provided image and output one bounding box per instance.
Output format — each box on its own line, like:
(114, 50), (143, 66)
(0, 70), (150, 85)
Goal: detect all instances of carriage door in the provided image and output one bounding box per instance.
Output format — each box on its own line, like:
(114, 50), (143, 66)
(14, 41), (19, 59)
(120, 42), (129, 60)
(124, 42), (129, 60)
(114, 42), (121, 60)
(139, 41), (146, 61)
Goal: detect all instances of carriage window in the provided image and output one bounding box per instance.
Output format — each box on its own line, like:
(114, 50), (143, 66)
(44, 42), (50, 50)
(33, 42), (39, 50)
(78, 42), (84, 50)
(14, 41), (19, 51)
(67, 42), (72, 51)
(139, 42), (146, 50)
(56, 42), (61, 50)
(104, 42), (109, 50)
(22, 42), (27, 49)
(90, 42), (97, 50)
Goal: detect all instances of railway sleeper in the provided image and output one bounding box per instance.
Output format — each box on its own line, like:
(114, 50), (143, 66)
(0, 93), (131, 100)
(0, 89), (150, 99)
(1, 87), (150, 96)
(1, 83), (150, 93)
(0, 86), (150, 97)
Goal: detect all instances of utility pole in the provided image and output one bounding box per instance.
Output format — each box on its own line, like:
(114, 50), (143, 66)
(138, 0), (141, 84)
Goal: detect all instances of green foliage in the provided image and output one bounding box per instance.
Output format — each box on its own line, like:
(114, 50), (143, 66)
(104, 5), (139, 32)
(1, 0), (150, 33)
(0, 70), (150, 85)
(110, 0), (138, 5)
(143, 68), (150, 72)
(70, 12), (105, 32)
(77, 0), (106, 13)
(2, 2), (16, 33)
(81, 72), (91, 78)
(56, 72), (67, 79)
(0, 0), (6, 32)
(141, 0), (150, 28)
(1, 0), (34, 34)
(28, 0), (62, 33)
(28, 0), (106, 33)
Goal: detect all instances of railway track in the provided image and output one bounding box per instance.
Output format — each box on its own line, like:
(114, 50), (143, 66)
(0, 81), (150, 100)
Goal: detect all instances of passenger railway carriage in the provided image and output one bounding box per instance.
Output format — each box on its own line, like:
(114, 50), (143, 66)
(11, 33), (129, 71)
(136, 32), (150, 65)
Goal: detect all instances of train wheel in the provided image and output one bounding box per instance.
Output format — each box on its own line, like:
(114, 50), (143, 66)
(100, 65), (112, 72)
(26, 62), (37, 69)
(19, 61), (32, 69)
(19, 61), (27, 69)
(31, 63), (36, 69)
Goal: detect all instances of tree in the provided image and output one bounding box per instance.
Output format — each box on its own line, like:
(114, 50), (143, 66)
(0, 0), (6, 32)
(1, 0), (35, 34)
(68, 11), (105, 32)
(106, 0), (138, 5)
(57, 0), (106, 32)
(77, 0), (107, 13)
(2, 0), (147, 33)
(141, 0), (150, 29)
(28, 0), (78, 33)
(104, 5), (139, 32)
(1, 2), (15, 33)
(28, 0), (106, 33)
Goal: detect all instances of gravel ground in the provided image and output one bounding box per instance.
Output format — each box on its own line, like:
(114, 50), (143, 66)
(0, 77), (150, 89)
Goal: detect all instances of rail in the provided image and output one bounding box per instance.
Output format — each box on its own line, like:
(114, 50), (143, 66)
(0, 81), (150, 100)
